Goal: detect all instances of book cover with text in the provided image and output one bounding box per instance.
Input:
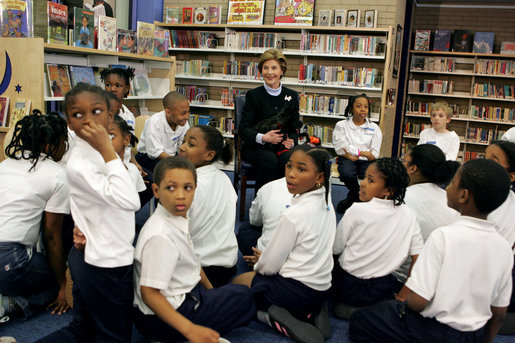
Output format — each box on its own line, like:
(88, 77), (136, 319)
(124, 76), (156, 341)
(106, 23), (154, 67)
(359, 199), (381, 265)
(137, 21), (154, 56)
(433, 29), (451, 51)
(48, 2), (68, 45)
(98, 15), (117, 51)
(73, 7), (94, 48)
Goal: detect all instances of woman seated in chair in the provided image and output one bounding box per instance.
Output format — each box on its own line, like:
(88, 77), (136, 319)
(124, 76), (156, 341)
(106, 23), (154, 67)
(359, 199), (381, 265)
(238, 48), (302, 190)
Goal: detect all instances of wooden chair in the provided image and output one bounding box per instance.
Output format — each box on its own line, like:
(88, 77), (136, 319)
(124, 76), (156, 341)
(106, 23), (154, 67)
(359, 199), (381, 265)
(133, 114), (150, 155)
(233, 95), (257, 221)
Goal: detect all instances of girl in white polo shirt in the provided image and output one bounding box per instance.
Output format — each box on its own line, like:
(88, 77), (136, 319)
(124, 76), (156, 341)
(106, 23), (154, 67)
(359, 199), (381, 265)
(233, 145), (336, 343)
(178, 125), (238, 287)
(0, 112), (70, 321)
(333, 94), (382, 214)
(333, 157), (423, 310)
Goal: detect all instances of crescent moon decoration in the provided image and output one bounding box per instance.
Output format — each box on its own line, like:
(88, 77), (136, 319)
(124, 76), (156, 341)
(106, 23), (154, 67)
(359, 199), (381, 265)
(0, 51), (13, 95)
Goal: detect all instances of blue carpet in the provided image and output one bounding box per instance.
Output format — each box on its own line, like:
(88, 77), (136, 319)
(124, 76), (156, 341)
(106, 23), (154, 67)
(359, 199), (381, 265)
(1, 171), (515, 342)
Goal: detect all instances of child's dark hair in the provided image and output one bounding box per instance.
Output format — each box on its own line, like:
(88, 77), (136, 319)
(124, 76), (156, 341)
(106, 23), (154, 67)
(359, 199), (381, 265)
(490, 140), (515, 174)
(409, 144), (460, 186)
(5, 110), (68, 171)
(113, 114), (138, 147)
(163, 91), (188, 109)
(100, 67), (135, 96)
(344, 93), (371, 117)
(373, 157), (409, 206)
(458, 159), (510, 214)
(153, 156), (197, 186)
(196, 125), (233, 165)
(64, 83), (110, 113)
(291, 145), (332, 206)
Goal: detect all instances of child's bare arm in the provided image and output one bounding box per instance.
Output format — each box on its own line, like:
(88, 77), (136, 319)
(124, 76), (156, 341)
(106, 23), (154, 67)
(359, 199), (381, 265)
(405, 286), (429, 312)
(484, 306), (507, 343)
(141, 286), (219, 343)
(199, 268), (213, 290)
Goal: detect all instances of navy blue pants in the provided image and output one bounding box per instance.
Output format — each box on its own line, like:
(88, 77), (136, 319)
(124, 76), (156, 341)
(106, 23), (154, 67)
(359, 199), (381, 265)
(241, 148), (291, 191)
(350, 300), (485, 343)
(134, 283), (255, 342)
(203, 265), (237, 288)
(236, 222), (263, 256)
(332, 263), (397, 307)
(251, 273), (329, 319)
(135, 152), (160, 176)
(0, 243), (58, 318)
(337, 158), (370, 201)
(36, 247), (133, 343)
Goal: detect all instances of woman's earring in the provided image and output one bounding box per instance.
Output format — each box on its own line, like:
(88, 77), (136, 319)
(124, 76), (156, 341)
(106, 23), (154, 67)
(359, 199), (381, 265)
(316, 183), (321, 188)
(384, 195), (388, 200)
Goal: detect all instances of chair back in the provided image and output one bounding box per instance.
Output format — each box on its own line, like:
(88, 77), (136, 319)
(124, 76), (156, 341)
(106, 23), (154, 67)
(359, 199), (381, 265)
(233, 95), (246, 181)
(133, 114), (150, 154)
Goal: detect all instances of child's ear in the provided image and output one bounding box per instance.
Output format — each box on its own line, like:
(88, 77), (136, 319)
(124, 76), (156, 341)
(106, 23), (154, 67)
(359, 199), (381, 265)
(446, 117), (452, 124)
(151, 183), (160, 199)
(509, 171), (515, 184)
(316, 171), (324, 185)
(122, 134), (131, 148)
(204, 149), (216, 162)
(459, 188), (469, 205)
(406, 163), (418, 175)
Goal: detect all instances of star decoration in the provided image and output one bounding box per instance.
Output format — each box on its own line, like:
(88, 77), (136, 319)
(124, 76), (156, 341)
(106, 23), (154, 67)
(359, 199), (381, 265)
(15, 84), (22, 93)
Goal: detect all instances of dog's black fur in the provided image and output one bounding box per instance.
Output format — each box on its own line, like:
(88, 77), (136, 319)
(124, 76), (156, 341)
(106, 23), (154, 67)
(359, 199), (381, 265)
(252, 100), (301, 135)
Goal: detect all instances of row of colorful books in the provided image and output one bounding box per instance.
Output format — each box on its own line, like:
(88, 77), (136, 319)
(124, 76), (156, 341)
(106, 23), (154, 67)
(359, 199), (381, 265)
(466, 127), (506, 144)
(299, 94), (349, 116)
(405, 101), (466, 117)
(45, 64), (153, 98)
(408, 79), (454, 95)
(169, 30), (216, 49)
(411, 56), (458, 73)
(164, 6), (222, 25)
(404, 122), (430, 136)
(463, 151), (485, 162)
(471, 105), (515, 122)
(222, 61), (261, 80)
(317, 9), (378, 28)
(176, 86), (208, 104)
(219, 117), (235, 135)
(298, 65), (382, 88)
(474, 60), (515, 76)
(300, 34), (386, 56)
(473, 83), (515, 99)
(188, 114), (215, 127)
(176, 60), (211, 77)
(221, 89), (247, 107)
(225, 32), (282, 51)
(301, 124), (334, 144)
(0, 96), (31, 128)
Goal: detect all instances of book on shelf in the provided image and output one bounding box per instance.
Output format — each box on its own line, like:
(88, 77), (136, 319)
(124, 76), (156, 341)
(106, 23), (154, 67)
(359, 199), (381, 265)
(466, 127), (505, 144)
(364, 10), (378, 28)
(69, 66), (96, 86)
(0, 0), (30, 38)
(334, 9), (346, 27)
(117, 29), (137, 53)
(433, 30), (451, 52)
(452, 30), (472, 52)
(194, 7), (207, 24)
(346, 10), (360, 28)
(208, 6), (221, 24)
(473, 82), (515, 99)
(136, 21), (154, 56)
(274, 0), (313, 26)
(153, 28), (169, 57)
(48, 2), (67, 45)
(411, 56), (457, 72)
(301, 124), (334, 145)
(98, 15), (117, 52)
(57, 65), (72, 95)
(73, 7), (94, 48)
(500, 41), (515, 55)
(189, 114), (214, 126)
(473, 32), (494, 54)
(300, 34), (386, 56)
(33, 0), (48, 40)
(165, 6), (180, 24)
(225, 31), (281, 50)
(474, 59), (514, 76)
(47, 64), (63, 97)
(408, 79), (454, 95)
(182, 7), (193, 24)
(414, 30), (431, 51)
(471, 105), (515, 122)
(228, 0), (265, 25)
(299, 94), (350, 116)
(0, 96), (9, 127)
(463, 151), (485, 162)
(298, 64), (382, 88)
(176, 85), (208, 103)
(318, 10), (332, 27)
(9, 98), (30, 128)
(133, 69), (152, 96)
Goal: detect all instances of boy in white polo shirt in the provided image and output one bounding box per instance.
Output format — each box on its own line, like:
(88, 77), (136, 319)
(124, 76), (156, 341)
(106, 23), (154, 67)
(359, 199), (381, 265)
(350, 159), (513, 343)
(136, 91), (190, 173)
(417, 101), (460, 160)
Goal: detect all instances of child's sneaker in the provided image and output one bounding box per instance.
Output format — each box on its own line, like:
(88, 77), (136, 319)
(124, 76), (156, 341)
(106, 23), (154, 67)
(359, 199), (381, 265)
(268, 305), (324, 343)
(311, 301), (331, 339)
(333, 301), (362, 320)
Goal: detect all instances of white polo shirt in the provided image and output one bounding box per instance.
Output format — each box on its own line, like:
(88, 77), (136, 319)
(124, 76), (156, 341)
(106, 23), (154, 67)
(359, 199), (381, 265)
(0, 154), (70, 247)
(255, 187), (336, 291)
(137, 110), (189, 159)
(417, 128), (460, 161)
(488, 191), (515, 250)
(134, 204), (201, 314)
(126, 162), (146, 193)
(188, 164), (238, 268)
(249, 177), (292, 252)
(404, 183), (459, 241)
(333, 198), (423, 279)
(119, 104), (136, 165)
(66, 137), (140, 268)
(502, 127), (515, 143)
(406, 216), (513, 332)
(332, 117), (382, 160)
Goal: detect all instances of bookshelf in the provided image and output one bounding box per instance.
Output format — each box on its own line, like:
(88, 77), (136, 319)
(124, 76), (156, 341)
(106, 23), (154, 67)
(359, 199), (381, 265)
(155, 22), (397, 156)
(401, 50), (515, 162)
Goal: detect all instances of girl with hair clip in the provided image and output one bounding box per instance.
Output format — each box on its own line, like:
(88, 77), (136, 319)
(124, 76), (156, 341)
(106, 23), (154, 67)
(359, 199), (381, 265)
(233, 145), (336, 343)
(333, 94), (383, 214)
(0, 111), (70, 321)
(332, 158), (423, 315)
(178, 125), (238, 288)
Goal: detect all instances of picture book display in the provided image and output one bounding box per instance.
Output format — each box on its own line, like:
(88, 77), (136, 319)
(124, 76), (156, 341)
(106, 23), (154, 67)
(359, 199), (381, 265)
(47, 64), (63, 97)
(318, 10), (332, 27)
(133, 69), (152, 96)
(414, 30), (431, 51)
(98, 15), (117, 51)
(165, 6), (180, 23)
(48, 2), (68, 45)
(433, 29), (451, 52)
(137, 21), (154, 56)
(473, 32), (494, 54)
(0, 96), (9, 127)
(228, 0), (265, 25)
(194, 7), (207, 24)
(364, 10), (378, 28)
(501, 41), (515, 55)
(208, 6), (221, 24)
(73, 7), (94, 48)
(69, 66), (96, 86)
(117, 29), (137, 53)
(334, 9), (346, 27)
(274, 0), (313, 26)
(452, 30), (472, 52)
(182, 7), (193, 24)
(57, 65), (72, 95)
(9, 98), (30, 127)
(154, 29), (169, 58)
(0, 0), (30, 37)
(347, 10), (360, 28)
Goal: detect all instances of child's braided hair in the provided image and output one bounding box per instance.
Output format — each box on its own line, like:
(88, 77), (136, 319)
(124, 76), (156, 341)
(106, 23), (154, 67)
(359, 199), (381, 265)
(373, 157), (409, 206)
